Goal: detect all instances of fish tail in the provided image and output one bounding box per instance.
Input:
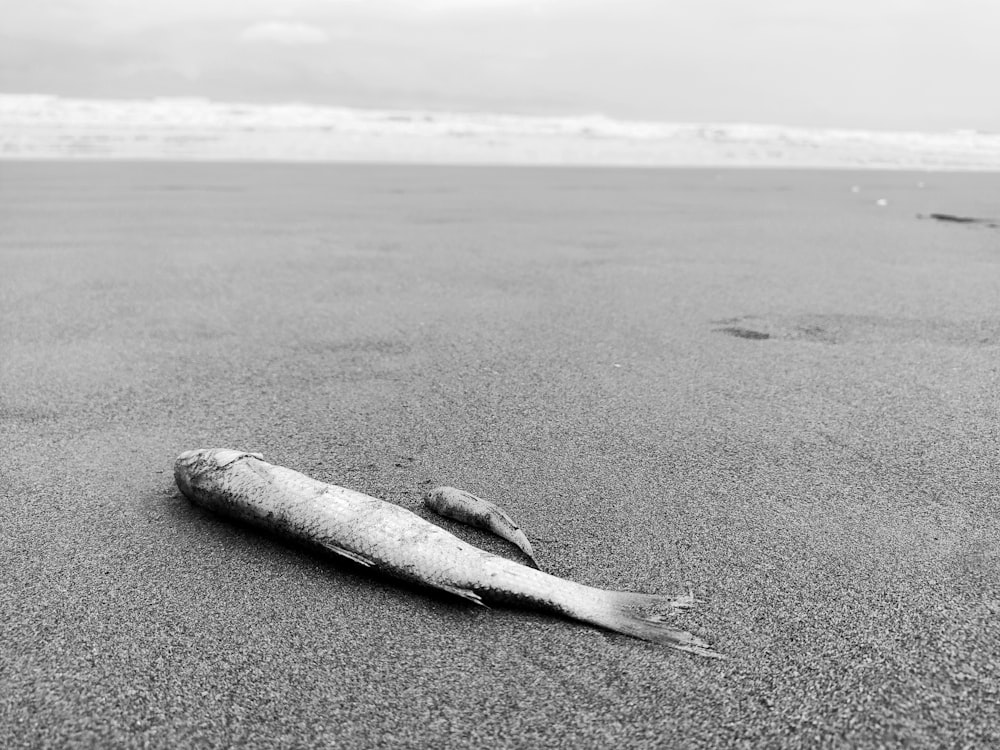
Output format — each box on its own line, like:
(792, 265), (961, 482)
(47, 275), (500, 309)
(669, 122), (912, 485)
(500, 527), (540, 569)
(577, 588), (724, 659)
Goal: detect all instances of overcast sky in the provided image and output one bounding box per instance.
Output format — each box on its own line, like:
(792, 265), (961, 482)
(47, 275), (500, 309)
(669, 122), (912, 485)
(3, 0), (998, 131)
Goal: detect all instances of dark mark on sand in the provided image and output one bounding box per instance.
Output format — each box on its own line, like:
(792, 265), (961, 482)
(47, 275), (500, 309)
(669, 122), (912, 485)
(918, 212), (1000, 227)
(714, 313), (1000, 346)
(715, 326), (771, 340)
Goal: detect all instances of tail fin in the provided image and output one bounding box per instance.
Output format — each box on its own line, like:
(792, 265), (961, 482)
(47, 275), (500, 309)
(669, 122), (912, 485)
(581, 589), (724, 659)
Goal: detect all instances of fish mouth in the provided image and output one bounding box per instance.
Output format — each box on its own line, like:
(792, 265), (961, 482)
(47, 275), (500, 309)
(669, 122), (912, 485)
(174, 448), (264, 497)
(174, 447), (215, 474)
(174, 448), (212, 498)
(176, 448), (263, 468)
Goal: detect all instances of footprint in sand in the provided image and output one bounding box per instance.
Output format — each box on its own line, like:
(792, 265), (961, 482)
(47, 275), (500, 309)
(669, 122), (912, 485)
(711, 314), (1000, 346)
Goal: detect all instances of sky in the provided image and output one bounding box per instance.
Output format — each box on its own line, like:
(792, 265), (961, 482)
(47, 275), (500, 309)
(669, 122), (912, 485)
(2, 0), (999, 131)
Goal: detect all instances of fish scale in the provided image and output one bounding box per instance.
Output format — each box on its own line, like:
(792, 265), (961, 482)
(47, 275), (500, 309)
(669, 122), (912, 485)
(174, 448), (722, 658)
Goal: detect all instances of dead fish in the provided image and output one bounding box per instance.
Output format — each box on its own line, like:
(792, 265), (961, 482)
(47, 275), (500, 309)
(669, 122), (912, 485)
(424, 486), (540, 569)
(174, 448), (722, 658)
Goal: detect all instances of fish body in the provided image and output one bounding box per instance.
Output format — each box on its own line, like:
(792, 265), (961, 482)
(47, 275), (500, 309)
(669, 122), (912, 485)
(424, 486), (540, 569)
(174, 448), (722, 658)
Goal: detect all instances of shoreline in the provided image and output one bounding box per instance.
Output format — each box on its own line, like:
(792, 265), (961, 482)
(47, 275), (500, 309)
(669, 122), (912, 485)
(3, 155), (1000, 174)
(3, 94), (999, 170)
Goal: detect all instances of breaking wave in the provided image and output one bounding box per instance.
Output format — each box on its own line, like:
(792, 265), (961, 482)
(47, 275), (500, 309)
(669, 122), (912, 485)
(2, 94), (998, 169)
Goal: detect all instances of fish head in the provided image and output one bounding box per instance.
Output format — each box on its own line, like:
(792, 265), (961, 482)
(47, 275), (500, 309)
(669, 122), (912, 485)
(174, 448), (263, 498)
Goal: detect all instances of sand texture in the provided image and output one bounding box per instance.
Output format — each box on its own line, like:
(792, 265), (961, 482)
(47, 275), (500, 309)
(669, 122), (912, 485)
(2, 163), (998, 748)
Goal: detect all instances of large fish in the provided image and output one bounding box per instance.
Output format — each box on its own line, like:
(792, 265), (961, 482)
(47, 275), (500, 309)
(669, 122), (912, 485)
(174, 448), (723, 658)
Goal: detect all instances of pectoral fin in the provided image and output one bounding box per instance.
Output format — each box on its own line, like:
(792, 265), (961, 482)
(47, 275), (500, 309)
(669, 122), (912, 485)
(433, 583), (488, 608)
(319, 541), (483, 607)
(320, 541), (375, 568)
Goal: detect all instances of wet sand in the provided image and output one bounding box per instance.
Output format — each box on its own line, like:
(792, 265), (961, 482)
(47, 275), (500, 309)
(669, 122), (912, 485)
(2, 163), (998, 748)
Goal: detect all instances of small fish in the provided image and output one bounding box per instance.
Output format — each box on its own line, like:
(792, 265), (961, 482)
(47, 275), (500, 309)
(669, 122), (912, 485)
(174, 448), (722, 658)
(424, 486), (540, 569)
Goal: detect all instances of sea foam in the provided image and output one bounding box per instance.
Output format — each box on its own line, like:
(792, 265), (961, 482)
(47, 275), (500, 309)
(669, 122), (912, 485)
(2, 94), (998, 169)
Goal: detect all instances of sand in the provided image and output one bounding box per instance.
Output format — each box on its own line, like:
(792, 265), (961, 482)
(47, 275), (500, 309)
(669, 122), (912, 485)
(1, 162), (998, 748)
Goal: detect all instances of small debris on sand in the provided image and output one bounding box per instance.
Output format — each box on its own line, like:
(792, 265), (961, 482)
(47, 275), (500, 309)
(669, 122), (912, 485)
(715, 326), (771, 341)
(918, 212), (999, 227)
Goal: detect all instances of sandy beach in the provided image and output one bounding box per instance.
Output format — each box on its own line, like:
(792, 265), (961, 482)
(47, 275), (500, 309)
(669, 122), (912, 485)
(2, 162), (998, 747)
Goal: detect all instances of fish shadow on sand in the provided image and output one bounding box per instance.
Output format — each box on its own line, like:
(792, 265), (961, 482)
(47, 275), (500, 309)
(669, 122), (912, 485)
(171, 489), (494, 610)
